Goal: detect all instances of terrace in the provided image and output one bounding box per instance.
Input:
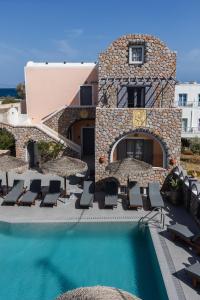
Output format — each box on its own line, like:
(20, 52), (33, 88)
(0, 170), (199, 300)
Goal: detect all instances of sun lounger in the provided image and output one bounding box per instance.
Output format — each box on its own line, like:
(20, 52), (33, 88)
(2, 180), (24, 205)
(128, 181), (143, 209)
(42, 180), (61, 206)
(167, 223), (200, 254)
(80, 181), (94, 208)
(185, 262), (200, 288)
(19, 179), (41, 206)
(148, 182), (164, 208)
(104, 180), (118, 208)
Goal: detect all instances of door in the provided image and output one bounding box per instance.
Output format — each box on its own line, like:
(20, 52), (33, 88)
(127, 87), (145, 108)
(82, 128), (95, 156)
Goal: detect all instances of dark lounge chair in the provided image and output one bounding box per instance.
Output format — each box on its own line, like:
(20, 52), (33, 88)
(104, 180), (118, 208)
(2, 180), (24, 205)
(148, 182), (164, 208)
(185, 263), (200, 288)
(42, 180), (61, 206)
(80, 181), (94, 208)
(167, 223), (200, 254)
(19, 179), (41, 206)
(128, 181), (143, 209)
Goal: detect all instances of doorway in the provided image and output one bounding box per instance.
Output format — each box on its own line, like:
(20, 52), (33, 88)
(27, 140), (39, 168)
(127, 87), (145, 108)
(82, 127), (95, 156)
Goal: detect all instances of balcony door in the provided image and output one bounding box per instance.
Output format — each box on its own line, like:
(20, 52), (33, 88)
(127, 87), (145, 108)
(117, 139), (153, 164)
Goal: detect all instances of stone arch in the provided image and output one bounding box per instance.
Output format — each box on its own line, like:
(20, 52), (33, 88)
(108, 128), (169, 168)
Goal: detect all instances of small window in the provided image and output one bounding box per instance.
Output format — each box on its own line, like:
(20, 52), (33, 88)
(80, 86), (92, 106)
(178, 94), (187, 106)
(129, 46), (144, 64)
(198, 94), (200, 106)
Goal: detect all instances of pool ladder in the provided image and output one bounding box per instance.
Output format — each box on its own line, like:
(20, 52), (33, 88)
(138, 208), (165, 229)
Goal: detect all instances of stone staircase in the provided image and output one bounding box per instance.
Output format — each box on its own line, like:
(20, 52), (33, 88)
(36, 123), (81, 156)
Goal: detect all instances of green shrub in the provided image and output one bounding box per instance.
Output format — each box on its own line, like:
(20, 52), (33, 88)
(0, 128), (15, 155)
(16, 82), (25, 99)
(189, 137), (200, 155)
(37, 141), (64, 163)
(0, 96), (20, 104)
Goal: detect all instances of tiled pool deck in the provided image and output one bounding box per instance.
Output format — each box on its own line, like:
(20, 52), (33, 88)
(0, 188), (199, 300)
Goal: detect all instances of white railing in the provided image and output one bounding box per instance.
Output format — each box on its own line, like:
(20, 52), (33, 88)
(182, 127), (200, 133)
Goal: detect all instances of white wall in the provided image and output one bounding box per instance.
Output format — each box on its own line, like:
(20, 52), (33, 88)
(175, 82), (200, 137)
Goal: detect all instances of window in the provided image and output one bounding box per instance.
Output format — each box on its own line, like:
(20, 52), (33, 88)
(198, 94), (200, 106)
(129, 46), (144, 64)
(80, 85), (92, 106)
(182, 118), (188, 132)
(198, 119), (200, 131)
(178, 94), (187, 106)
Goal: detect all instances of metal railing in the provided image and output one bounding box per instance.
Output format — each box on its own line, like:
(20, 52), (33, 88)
(138, 207), (165, 228)
(182, 127), (200, 133)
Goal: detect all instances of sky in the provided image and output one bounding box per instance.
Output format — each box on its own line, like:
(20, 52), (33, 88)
(0, 0), (200, 87)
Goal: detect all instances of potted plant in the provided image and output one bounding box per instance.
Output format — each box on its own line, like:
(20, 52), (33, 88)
(168, 177), (182, 205)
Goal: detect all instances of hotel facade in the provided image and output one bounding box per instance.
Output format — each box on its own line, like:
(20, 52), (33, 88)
(0, 34), (182, 187)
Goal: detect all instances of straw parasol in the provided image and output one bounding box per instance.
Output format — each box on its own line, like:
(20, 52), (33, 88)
(41, 156), (88, 194)
(0, 155), (28, 189)
(56, 286), (141, 300)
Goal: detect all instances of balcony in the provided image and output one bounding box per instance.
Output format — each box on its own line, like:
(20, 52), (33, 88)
(181, 127), (200, 137)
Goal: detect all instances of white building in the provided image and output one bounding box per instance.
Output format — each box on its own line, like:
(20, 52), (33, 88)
(175, 82), (200, 138)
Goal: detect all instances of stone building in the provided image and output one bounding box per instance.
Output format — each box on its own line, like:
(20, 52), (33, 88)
(0, 34), (182, 187)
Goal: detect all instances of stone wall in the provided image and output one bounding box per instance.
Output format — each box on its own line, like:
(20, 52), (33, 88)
(0, 122), (78, 161)
(98, 34), (176, 108)
(95, 108), (182, 186)
(44, 107), (96, 136)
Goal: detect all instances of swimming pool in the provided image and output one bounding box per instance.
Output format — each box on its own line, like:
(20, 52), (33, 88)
(0, 222), (168, 300)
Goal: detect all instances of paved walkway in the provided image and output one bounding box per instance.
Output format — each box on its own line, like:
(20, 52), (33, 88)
(158, 203), (200, 300)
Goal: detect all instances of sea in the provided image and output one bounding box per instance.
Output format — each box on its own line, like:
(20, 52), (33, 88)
(0, 88), (17, 98)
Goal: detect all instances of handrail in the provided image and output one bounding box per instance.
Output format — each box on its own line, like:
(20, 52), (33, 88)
(36, 123), (81, 154)
(138, 207), (165, 228)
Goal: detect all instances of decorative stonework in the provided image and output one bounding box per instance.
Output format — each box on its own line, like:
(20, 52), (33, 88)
(132, 109), (147, 127)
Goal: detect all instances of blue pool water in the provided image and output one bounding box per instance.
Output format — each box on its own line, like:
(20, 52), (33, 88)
(0, 222), (168, 300)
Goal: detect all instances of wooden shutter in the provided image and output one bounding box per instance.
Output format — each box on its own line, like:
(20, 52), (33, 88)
(117, 86), (128, 108)
(80, 86), (92, 105)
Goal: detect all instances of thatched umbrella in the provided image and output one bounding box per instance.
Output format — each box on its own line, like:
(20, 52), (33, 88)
(41, 156), (88, 195)
(0, 155), (28, 190)
(56, 286), (140, 300)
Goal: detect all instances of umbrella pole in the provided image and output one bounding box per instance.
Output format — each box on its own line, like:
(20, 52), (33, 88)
(64, 176), (67, 196)
(6, 172), (9, 194)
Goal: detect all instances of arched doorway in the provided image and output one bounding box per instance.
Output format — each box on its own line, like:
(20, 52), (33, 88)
(110, 131), (167, 168)
(27, 140), (39, 168)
